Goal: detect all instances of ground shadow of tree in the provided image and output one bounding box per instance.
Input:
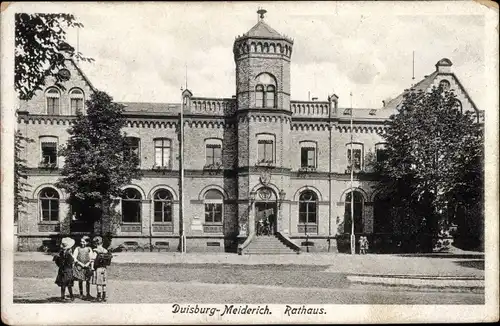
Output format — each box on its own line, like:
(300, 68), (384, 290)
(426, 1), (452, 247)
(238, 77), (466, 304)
(14, 296), (63, 304)
(454, 260), (485, 270)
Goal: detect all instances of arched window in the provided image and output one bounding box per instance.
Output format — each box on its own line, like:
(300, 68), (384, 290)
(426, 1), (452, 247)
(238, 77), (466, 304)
(255, 73), (277, 108)
(153, 189), (173, 223)
(69, 88), (84, 115)
(344, 191), (363, 234)
(204, 189), (223, 224)
(45, 87), (60, 115)
(439, 80), (451, 91)
(122, 188), (142, 223)
(266, 85), (276, 108)
(299, 191), (317, 224)
(255, 85), (264, 108)
(39, 188), (59, 222)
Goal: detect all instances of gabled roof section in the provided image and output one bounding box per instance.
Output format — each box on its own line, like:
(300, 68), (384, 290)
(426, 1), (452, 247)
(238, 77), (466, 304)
(381, 71), (439, 113)
(65, 58), (97, 92)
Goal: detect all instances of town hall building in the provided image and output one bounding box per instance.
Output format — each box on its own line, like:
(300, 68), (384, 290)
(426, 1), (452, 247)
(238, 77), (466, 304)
(15, 10), (483, 253)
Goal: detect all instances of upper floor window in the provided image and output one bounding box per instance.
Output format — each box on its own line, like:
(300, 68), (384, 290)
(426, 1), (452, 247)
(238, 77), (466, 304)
(257, 134), (275, 164)
(204, 189), (223, 224)
(375, 143), (388, 162)
(45, 87), (60, 115)
(69, 88), (84, 115)
(454, 99), (463, 114)
(205, 139), (222, 167)
(124, 137), (140, 164)
(346, 143), (363, 172)
(154, 138), (171, 168)
(300, 141), (316, 168)
(40, 136), (58, 167)
(121, 188), (141, 223)
(255, 73), (277, 108)
(153, 189), (173, 223)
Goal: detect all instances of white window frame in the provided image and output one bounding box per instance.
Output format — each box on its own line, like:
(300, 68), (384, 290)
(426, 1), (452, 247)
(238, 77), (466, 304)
(45, 87), (61, 115)
(346, 143), (364, 171)
(69, 88), (85, 115)
(153, 138), (172, 168)
(256, 133), (275, 165)
(204, 138), (223, 167)
(204, 190), (224, 224)
(299, 141), (317, 169)
(39, 136), (58, 167)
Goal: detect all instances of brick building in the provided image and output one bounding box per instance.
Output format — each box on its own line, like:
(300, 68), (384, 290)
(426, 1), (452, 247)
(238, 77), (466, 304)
(16, 12), (483, 253)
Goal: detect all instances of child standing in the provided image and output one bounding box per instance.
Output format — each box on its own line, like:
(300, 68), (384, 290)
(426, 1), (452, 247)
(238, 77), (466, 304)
(53, 237), (75, 301)
(73, 235), (93, 300)
(91, 236), (112, 302)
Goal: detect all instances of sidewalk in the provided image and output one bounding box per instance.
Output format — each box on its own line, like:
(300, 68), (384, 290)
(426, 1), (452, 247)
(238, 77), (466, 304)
(15, 251), (484, 279)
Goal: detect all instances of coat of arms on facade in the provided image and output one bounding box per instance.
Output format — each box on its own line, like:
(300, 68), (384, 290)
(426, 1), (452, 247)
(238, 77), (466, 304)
(259, 171), (271, 185)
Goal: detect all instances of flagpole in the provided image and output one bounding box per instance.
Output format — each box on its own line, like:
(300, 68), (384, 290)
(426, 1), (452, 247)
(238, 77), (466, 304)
(180, 88), (185, 253)
(350, 92), (355, 255)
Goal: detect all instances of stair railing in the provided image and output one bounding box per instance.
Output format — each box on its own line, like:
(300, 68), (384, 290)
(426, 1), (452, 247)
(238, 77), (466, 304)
(276, 231), (301, 254)
(237, 231), (256, 255)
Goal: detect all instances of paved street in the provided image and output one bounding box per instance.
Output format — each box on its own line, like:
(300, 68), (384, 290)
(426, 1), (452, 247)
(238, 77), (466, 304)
(13, 254), (484, 304)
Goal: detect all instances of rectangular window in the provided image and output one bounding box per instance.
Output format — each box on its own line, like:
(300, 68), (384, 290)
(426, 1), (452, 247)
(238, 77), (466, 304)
(154, 201), (172, 222)
(154, 139), (171, 167)
(41, 199), (59, 222)
(301, 147), (316, 168)
(125, 138), (140, 164)
(70, 98), (84, 114)
(347, 147), (362, 171)
(41, 142), (57, 165)
(206, 144), (222, 165)
(47, 98), (59, 115)
(375, 144), (388, 162)
(205, 203), (222, 223)
(258, 140), (273, 163)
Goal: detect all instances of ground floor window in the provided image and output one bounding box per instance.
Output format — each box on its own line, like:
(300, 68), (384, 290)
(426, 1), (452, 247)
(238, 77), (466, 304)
(204, 189), (223, 223)
(39, 187), (59, 222)
(122, 188), (142, 223)
(154, 189), (173, 222)
(299, 190), (317, 223)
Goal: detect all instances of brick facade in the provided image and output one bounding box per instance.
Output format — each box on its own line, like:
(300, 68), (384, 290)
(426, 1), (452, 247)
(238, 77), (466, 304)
(15, 15), (482, 253)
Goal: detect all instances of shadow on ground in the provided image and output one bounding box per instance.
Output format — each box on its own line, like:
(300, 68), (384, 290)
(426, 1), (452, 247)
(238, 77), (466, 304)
(14, 296), (63, 304)
(454, 260), (485, 270)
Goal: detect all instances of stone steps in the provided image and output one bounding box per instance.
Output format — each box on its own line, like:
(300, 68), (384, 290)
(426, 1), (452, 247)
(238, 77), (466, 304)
(243, 235), (299, 255)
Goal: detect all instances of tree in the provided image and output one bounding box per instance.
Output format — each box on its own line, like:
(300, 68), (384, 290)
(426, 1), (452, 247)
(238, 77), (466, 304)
(15, 13), (93, 101)
(14, 130), (34, 223)
(56, 91), (142, 234)
(374, 86), (484, 252)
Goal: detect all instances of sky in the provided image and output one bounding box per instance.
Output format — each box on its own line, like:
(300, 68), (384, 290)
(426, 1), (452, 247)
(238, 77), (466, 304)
(14, 2), (489, 109)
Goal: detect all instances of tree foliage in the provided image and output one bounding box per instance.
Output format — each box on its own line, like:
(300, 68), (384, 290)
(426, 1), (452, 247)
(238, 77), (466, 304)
(56, 91), (142, 231)
(375, 86), (484, 250)
(14, 130), (34, 223)
(15, 13), (93, 101)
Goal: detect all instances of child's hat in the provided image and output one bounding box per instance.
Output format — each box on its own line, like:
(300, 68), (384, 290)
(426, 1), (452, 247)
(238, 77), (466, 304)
(61, 237), (75, 250)
(92, 236), (103, 245)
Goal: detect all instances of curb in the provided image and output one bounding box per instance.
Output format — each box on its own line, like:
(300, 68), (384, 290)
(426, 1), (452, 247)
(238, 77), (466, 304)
(347, 275), (485, 289)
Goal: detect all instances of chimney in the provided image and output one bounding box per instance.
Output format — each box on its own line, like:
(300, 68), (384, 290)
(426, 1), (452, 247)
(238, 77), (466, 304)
(312, 97), (318, 101)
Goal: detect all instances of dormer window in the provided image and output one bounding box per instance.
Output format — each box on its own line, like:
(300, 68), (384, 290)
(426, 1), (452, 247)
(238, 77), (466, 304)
(69, 88), (84, 115)
(45, 87), (60, 115)
(255, 73), (277, 108)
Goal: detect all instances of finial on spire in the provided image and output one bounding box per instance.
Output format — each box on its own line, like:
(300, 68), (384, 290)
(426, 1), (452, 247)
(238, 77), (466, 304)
(257, 8), (267, 21)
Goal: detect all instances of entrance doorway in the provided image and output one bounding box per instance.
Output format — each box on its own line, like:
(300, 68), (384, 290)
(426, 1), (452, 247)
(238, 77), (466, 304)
(255, 202), (277, 236)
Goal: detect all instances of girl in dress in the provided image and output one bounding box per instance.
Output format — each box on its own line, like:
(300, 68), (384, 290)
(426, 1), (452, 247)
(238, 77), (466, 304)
(91, 236), (111, 302)
(53, 237), (75, 301)
(73, 235), (93, 299)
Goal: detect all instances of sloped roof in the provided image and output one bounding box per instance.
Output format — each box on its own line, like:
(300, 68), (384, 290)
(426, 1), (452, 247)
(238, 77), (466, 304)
(244, 20), (283, 39)
(380, 71), (439, 114)
(119, 102), (181, 115)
